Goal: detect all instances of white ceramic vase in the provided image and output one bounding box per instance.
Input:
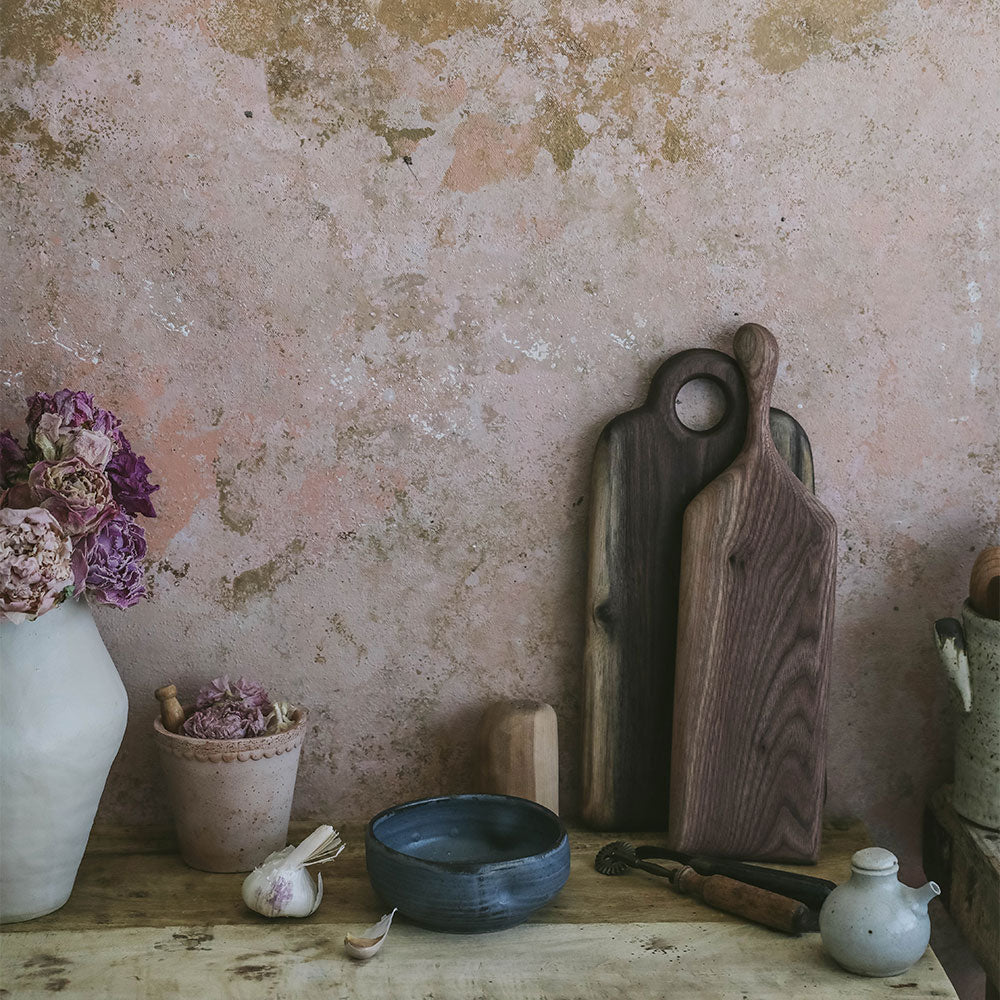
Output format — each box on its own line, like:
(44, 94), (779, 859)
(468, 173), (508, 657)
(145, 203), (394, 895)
(0, 598), (128, 922)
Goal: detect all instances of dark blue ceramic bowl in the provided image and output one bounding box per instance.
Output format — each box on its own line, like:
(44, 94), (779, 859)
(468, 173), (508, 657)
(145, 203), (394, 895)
(365, 794), (570, 933)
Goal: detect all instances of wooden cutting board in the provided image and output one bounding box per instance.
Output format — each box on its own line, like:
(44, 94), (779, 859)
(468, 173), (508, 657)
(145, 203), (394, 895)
(582, 348), (815, 830)
(668, 324), (837, 862)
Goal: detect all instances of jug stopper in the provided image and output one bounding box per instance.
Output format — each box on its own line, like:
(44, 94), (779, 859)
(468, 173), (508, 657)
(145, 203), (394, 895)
(850, 847), (898, 874)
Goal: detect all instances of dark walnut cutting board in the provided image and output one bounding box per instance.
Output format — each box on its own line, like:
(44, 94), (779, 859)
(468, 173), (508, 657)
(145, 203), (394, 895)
(668, 324), (837, 862)
(582, 347), (815, 831)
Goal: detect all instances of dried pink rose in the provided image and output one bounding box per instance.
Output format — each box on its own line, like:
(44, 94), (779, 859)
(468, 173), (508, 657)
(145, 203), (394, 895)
(0, 506), (81, 623)
(28, 456), (115, 536)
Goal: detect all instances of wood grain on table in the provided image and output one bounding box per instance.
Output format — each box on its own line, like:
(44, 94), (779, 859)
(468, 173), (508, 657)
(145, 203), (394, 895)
(0, 820), (959, 999)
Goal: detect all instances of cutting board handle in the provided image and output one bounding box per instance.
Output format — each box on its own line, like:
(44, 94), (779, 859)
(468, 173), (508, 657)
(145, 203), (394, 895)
(646, 348), (746, 441)
(733, 324), (780, 451)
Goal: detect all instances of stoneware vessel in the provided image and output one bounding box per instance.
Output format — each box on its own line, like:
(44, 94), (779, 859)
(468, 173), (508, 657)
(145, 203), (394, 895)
(153, 709), (307, 872)
(365, 793), (570, 932)
(819, 847), (940, 977)
(0, 599), (128, 923)
(935, 600), (1000, 829)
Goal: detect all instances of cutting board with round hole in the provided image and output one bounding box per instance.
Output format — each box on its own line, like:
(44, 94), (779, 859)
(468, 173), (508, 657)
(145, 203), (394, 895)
(582, 347), (815, 830)
(668, 324), (837, 861)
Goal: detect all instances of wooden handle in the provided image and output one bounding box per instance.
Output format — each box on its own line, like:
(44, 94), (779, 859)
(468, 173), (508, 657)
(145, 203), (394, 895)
(155, 684), (185, 733)
(969, 546), (1000, 619)
(733, 323), (779, 450)
(675, 866), (811, 935)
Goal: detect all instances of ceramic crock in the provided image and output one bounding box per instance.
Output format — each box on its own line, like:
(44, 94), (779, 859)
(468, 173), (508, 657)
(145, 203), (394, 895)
(935, 601), (1000, 829)
(152, 710), (307, 872)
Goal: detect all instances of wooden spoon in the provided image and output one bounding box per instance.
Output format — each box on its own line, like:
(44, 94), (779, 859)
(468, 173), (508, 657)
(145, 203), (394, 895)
(969, 545), (1000, 619)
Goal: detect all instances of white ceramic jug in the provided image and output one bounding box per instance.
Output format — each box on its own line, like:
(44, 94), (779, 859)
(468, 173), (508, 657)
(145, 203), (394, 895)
(0, 599), (128, 922)
(819, 847), (940, 977)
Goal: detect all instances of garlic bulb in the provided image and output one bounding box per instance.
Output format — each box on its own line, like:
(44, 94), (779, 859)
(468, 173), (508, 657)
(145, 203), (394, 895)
(242, 825), (344, 918)
(345, 908), (398, 959)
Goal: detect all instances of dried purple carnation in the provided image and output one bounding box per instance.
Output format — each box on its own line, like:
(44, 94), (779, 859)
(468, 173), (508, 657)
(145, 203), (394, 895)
(181, 702), (264, 739)
(106, 434), (159, 518)
(181, 676), (273, 739)
(181, 701), (269, 739)
(28, 456), (115, 536)
(195, 675), (271, 711)
(81, 510), (148, 609)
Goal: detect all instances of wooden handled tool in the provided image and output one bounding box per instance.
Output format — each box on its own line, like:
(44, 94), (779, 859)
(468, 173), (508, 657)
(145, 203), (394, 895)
(673, 866), (814, 935)
(633, 845), (835, 911)
(155, 684), (185, 732)
(594, 840), (814, 935)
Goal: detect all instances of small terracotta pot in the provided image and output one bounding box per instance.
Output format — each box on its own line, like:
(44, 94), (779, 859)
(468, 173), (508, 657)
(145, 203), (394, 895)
(152, 710), (308, 872)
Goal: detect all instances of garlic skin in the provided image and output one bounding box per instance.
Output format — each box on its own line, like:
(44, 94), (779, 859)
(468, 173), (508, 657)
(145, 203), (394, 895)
(241, 825), (344, 919)
(345, 908), (398, 959)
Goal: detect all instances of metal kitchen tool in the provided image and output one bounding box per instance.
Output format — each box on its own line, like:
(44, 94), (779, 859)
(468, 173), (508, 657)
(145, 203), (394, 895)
(594, 840), (816, 935)
(631, 844), (835, 911)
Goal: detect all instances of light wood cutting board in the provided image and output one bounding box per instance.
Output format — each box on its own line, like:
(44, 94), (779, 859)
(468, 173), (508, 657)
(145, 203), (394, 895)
(668, 324), (837, 862)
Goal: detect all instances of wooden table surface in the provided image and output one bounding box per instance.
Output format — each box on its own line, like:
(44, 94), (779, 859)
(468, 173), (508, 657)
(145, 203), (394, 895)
(1, 820), (959, 998)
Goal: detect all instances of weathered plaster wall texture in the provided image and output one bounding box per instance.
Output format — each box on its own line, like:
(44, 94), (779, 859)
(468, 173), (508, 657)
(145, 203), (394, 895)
(2, 0), (997, 910)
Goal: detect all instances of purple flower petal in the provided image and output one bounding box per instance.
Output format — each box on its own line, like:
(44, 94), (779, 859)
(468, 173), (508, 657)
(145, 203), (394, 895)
(81, 511), (148, 609)
(0, 430), (26, 488)
(106, 436), (159, 518)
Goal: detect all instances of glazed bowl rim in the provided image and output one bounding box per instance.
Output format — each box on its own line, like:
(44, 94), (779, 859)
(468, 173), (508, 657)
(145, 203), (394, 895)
(366, 792), (569, 873)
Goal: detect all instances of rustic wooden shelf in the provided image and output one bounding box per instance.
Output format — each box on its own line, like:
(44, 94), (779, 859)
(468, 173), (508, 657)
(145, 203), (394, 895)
(1, 819), (959, 997)
(924, 784), (1000, 999)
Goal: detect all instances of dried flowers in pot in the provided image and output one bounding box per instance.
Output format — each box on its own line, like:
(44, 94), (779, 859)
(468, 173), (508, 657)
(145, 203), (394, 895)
(152, 675), (308, 873)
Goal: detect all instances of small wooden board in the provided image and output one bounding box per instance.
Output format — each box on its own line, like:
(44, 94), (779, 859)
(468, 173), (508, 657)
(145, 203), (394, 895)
(669, 325), (837, 862)
(477, 700), (559, 813)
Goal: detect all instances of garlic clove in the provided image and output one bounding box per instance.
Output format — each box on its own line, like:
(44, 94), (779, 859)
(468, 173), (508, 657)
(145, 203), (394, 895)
(345, 908), (398, 960)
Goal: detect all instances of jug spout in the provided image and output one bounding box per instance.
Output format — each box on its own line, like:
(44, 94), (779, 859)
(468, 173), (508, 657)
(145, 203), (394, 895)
(908, 880), (941, 912)
(934, 618), (972, 714)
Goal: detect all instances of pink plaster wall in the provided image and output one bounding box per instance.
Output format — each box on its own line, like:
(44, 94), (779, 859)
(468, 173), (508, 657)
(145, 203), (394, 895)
(2, 0), (997, 904)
